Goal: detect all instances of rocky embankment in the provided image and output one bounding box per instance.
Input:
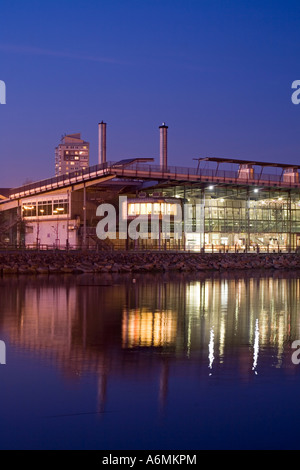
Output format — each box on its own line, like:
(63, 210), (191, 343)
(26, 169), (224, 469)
(0, 251), (300, 275)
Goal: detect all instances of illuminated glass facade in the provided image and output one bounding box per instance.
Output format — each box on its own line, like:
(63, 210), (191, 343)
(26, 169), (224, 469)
(130, 185), (300, 252)
(127, 198), (179, 217)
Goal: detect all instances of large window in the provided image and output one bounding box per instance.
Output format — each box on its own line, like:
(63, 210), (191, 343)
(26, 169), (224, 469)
(37, 200), (52, 216)
(23, 198), (69, 218)
(22, 202), (36, 217)
(127, 202), (179, 217)
(53, 199), (68, 215)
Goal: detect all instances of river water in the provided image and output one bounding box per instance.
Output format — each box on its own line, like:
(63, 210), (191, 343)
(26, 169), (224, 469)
(0, 271), (300, 450)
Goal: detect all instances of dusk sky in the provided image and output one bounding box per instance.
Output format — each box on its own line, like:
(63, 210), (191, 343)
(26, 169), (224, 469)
(1, 0), (300, 187)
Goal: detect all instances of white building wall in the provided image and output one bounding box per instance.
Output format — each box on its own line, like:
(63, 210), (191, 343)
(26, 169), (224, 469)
(25, 219), (78, 248)
(22, 192), (79, 249)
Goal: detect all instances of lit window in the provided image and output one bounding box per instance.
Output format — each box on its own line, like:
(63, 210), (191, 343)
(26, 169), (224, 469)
(153, 203), (160, 214)
(128, 204), (135, 216)
(128, 203), (141, 215)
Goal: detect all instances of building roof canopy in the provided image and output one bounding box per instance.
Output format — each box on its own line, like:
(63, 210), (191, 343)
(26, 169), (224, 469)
(113, 158), (154, 166)
(193, 157), (300, 170)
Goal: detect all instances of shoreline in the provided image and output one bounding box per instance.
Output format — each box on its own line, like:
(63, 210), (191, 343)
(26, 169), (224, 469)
(0, 251), (300, 275)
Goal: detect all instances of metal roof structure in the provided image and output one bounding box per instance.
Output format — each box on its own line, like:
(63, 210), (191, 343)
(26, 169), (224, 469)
(113, 158), (154, 166)
(193, 157), (300, 169)
(1, 157), (300, 213)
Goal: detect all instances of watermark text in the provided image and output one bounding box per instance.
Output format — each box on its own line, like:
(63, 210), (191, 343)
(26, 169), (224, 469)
(291, 340), (300, 364)
(0, 341), (6, 365)
(96, 197), (205, 241)
(291, 80), (300, 105)
(0, 80), (6, 105)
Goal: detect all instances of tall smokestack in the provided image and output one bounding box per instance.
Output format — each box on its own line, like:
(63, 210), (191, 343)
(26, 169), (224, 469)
(159, 123), (168, 170)
(98, 121), (107, 165)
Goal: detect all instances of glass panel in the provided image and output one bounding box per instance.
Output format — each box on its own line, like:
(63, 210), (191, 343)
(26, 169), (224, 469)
(22, 202), (36, 217)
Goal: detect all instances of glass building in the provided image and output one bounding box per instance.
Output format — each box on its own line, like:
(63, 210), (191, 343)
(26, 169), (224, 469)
(118, 158), (300, 252)
(2, 156), (300, 252)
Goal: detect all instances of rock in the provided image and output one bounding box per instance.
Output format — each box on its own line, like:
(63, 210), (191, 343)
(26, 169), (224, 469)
(0, 251), (300, 275)
(3, 267), (18, 274)
(37, 267), (49, 274)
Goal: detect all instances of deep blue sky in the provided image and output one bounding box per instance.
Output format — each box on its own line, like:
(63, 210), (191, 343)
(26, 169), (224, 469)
(1, 0), (300, 187)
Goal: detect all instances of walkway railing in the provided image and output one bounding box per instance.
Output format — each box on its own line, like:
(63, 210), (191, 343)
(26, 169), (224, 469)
(8, 162), (112, 199)
(6, 161), (300, 201)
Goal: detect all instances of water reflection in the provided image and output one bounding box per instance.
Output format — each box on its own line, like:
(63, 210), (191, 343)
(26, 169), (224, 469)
(252, 319), (259, 374)
(208, 327), (214, 373)
(0, 272), (300, 411)
(122, 309), (177, 348)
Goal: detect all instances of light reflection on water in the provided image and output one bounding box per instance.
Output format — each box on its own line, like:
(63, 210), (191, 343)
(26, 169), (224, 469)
(0, 271), (300, 449)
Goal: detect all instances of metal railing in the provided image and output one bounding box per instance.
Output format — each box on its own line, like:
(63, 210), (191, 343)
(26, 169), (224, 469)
(8, 161), (111, 199)
(6, 161), (300, 201)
